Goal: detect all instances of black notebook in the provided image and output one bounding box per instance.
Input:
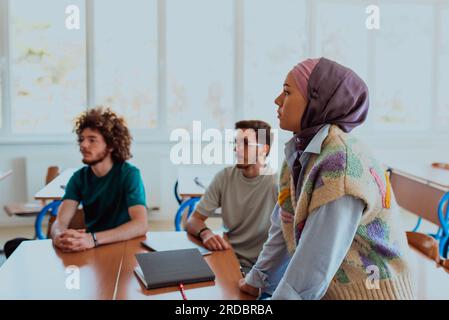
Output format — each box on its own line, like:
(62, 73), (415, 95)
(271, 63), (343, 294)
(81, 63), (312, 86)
(134, 248), (215, 289)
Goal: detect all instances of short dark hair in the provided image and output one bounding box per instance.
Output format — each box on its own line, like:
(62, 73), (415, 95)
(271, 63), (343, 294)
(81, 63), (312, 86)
(74, 107), (132, 163)
(235, 120), (272, 155)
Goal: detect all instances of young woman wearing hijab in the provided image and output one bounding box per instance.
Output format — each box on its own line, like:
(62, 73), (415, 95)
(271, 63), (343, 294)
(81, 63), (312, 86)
(239, 58), (416, 300)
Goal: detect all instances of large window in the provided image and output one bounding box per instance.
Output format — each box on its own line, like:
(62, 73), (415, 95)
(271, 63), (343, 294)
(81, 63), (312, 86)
(166, 0), (234, 130)
(437, 5), (449, 127)
(313, 1), (436, 132)
(0, 54), (4, 130)
(0, 2), (4, 130)
(10, 0), (86, 134)
(372, 3), (434, 131)
(0, 60), (3, 130)
(313, 0), (371, 135)
(314, 1), (369, 82)
(93, 0), (158, 130)
(1, 0), (448, 141)
(243, 0), (308, 131)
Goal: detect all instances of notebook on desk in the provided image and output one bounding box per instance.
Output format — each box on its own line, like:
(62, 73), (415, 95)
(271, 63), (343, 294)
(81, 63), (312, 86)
(134, 248), (216, 289)
(141, 231), (212, 256)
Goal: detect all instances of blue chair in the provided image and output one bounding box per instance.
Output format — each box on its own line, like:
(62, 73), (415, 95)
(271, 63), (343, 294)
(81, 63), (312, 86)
(437, 192), (449, 258)
(174, 180), (182, 205)
(34, 200), (62, 239)
(411, 217), (422, 233)
(412, 191), (449, 258)
(174, 197), (200, 231)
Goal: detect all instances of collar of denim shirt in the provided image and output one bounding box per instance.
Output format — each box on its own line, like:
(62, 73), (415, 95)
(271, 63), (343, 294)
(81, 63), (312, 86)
(284, 124), (331, 170)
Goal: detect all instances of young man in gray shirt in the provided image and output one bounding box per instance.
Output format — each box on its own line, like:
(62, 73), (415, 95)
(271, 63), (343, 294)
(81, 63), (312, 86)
(186, 120), (278, 273)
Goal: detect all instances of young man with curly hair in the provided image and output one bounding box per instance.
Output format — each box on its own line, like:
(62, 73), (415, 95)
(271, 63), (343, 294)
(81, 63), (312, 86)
(51, 107), (148, 252)
(3, 107), (148, 257)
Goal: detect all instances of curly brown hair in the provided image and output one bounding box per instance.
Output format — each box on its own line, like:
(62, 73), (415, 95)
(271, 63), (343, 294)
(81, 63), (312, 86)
(74, 107), (132, 163)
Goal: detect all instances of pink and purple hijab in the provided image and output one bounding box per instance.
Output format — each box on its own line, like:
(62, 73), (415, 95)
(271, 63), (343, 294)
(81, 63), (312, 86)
(289, 57), (370, 186)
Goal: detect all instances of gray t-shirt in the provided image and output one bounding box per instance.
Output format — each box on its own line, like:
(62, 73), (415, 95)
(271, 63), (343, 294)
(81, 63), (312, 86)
(195, 166), (278, 268)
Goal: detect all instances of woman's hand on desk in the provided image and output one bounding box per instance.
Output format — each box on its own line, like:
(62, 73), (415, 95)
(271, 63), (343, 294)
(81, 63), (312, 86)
(200, 230), (230, 251)
(238, 278), (260, 297)
(53, 229), (94, 252)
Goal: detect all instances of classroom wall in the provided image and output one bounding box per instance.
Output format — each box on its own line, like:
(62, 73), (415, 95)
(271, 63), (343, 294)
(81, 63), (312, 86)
(1, 133), (448, 227)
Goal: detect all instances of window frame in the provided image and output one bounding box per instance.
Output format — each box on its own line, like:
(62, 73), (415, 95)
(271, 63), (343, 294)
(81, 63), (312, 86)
(0, 0), (9, 138)
(0, 0), (448, 146)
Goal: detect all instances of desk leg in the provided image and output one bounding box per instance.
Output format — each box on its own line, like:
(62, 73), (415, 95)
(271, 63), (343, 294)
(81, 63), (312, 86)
(34, 201), (61, 240)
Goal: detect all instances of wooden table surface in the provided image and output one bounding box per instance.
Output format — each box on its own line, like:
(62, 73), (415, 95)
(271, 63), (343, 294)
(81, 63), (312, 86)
(115, 232), (254, 300)
(0, 233), (254, 300)
(0, 240), (125, 300)
(2, 233), (445, 300)
(34, 168), (77, 201)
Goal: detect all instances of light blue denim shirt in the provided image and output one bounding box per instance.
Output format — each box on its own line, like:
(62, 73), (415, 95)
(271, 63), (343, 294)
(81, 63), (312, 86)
(245, 125), (365, 300)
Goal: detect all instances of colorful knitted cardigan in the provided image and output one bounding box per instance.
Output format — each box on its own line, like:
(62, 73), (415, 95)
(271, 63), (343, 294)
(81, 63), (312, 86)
(278, 125), (415, 300)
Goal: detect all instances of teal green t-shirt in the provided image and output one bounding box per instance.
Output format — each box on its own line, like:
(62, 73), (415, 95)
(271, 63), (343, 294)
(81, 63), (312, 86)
(62, 162), (147, 233)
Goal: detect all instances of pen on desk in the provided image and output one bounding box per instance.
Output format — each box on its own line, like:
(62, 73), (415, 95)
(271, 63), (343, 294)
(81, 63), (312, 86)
(179, 283), (188, 300)
(432, 162), (449, 170)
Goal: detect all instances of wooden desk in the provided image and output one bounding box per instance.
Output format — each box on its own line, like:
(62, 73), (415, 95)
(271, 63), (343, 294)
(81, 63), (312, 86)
(0, 232), (254, 300)
(34, 168), (77, 201)
(388, 162), (449, 226)
(0, 240), (125, 300)
(115, 232), (255, 300)
(0, 237), (447, 300)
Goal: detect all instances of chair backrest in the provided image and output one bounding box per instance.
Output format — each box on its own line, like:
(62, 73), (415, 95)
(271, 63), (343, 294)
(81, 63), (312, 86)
(46, 209), (86, 238)
(406, 231), (440, 263)
(45, 166), (60, 185)
(40, 166), (61, 208)
(43, 166), (86, 238)
(174, 180), (182, 205)
(174, 197), (201, 231)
